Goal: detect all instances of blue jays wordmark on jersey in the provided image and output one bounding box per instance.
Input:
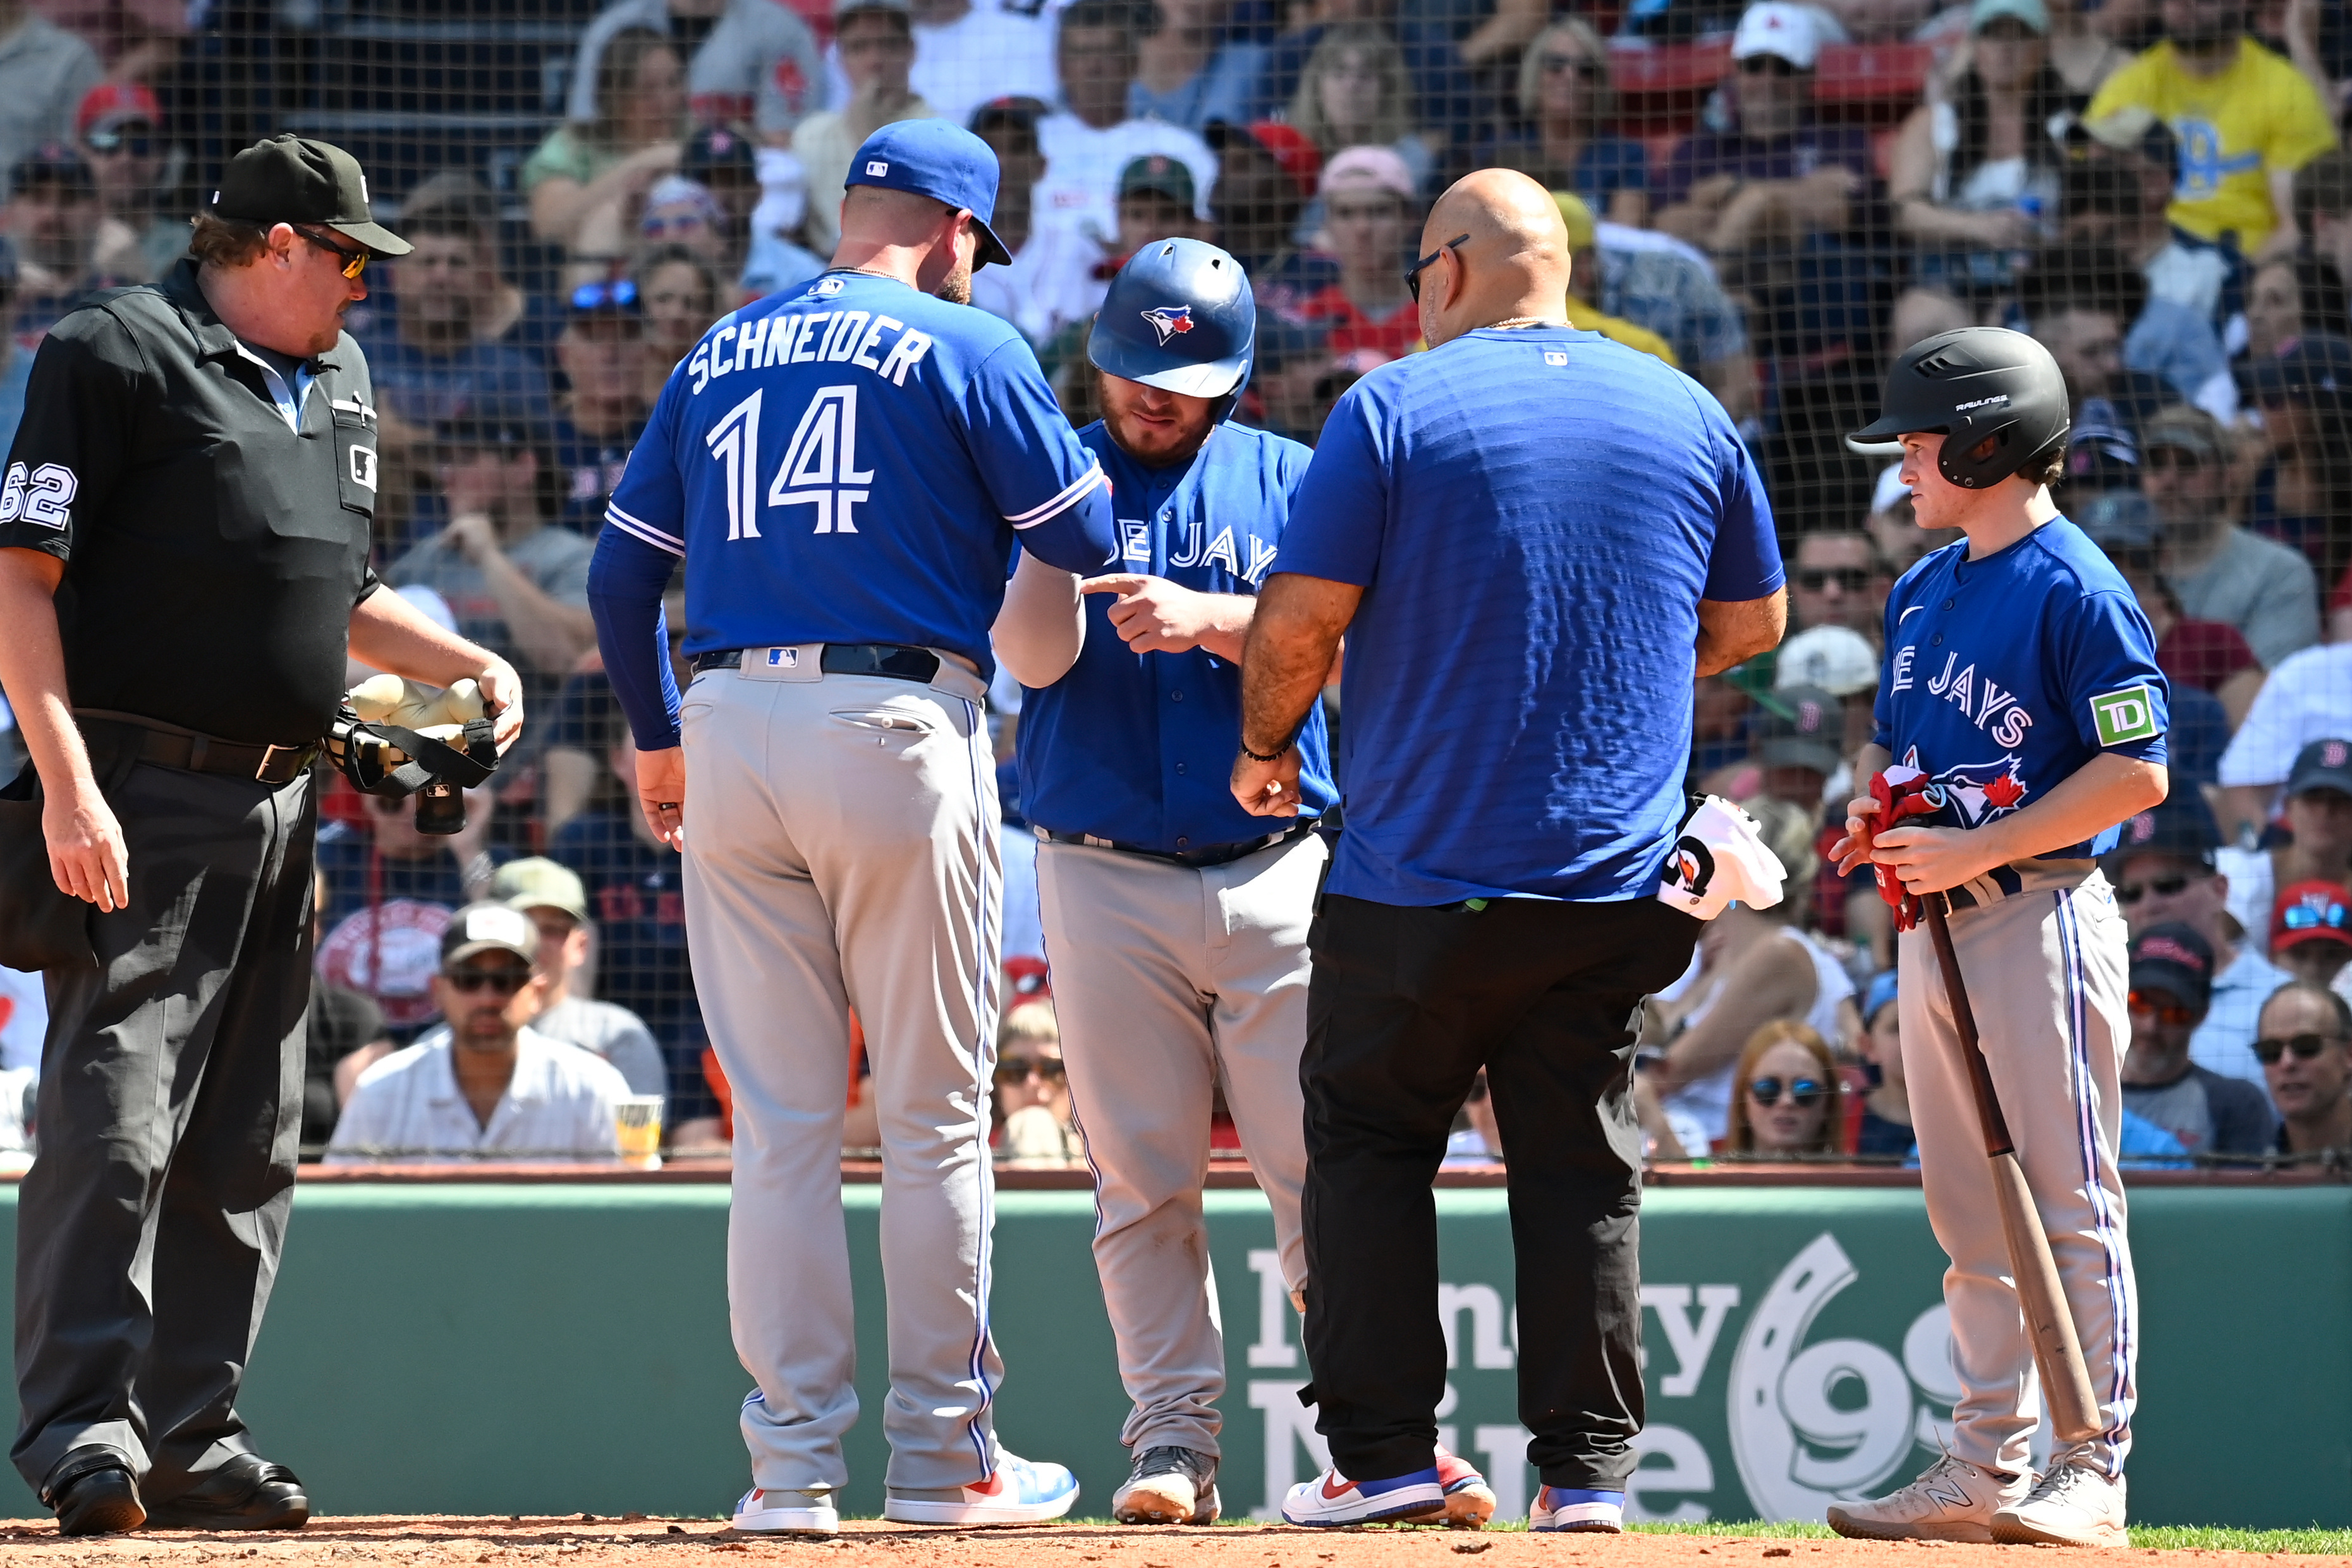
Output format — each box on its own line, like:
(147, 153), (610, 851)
(1872, 516), (2169, 860)
(601, 270), (1116, 697)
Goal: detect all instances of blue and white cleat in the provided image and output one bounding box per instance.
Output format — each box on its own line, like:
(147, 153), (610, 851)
(1280, 1465), (1447, 1527)
(731, 1487), (839, 1535)
(881, 1451), (1081, 1526)
(1530, 1486), (1626, 1533)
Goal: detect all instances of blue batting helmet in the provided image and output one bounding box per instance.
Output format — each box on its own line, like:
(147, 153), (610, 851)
(1087, 236), (1255, 403)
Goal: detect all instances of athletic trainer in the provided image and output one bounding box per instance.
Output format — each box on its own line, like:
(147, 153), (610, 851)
(997, 236), (1494, 1528)
(1231, 169), (1785, 1530)
(0, 135), (522, 1535)
(1829, 328), (2167, 1549)
(588, 119), (1115, 1533)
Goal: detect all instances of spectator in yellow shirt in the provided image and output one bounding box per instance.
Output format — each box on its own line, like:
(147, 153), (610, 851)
(2085, 0), (2336, 258)
(1553, 191), (1681, 367)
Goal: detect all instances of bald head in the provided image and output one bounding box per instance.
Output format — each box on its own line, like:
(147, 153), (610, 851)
(1416, 169), (1573, 347)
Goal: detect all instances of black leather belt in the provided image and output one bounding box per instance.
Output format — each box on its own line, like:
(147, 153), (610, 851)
(76, 710), (319, 785)
(692, 644), (942, 683)
(1037, 821), (1313, 870)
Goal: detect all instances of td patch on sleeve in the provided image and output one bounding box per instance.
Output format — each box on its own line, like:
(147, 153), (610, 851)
(2090, 685), (2160, 746)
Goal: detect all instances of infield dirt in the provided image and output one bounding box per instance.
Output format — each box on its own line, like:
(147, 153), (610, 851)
(0, 1518), (2340, 1568)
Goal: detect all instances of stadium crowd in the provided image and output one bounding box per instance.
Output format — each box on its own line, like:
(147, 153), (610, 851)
(0, 0), (2349, 1162)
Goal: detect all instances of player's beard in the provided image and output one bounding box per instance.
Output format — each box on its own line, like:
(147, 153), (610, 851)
(934, 257), (974, 305)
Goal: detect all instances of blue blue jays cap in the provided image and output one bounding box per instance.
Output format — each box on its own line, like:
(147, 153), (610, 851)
(1088, 236), (1256, 402)
(844, 118), (1013, 268)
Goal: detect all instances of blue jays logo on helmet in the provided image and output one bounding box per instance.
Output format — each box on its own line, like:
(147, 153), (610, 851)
(1142, 305), (1195, 345)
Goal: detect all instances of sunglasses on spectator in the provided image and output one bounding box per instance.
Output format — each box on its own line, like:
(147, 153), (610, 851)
(444, 966), (532, 995)
(2128, 990), (2195, 1026)
(296, 226), (370, 279)
(2282, 903), (2350, 932)
(1739, 54), (1801, 75)
(2254, 1033), (2347, 1063)
(85, 126), (156, 157)
(571, 278), (640, 312)
(994, 1055), (1066, 1086)
(2113, 874), (2195, 904)
(1796, 566), (1872, 592)
(1748, 1076), (1826, 1108)
(1540, 54), (1606, 78)
(1404, 232), (1470, 301)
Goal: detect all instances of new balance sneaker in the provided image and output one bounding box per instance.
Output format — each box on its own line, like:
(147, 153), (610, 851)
(1826, 1454), (2030, 1543)
(731, 1488), (839, 1535)
(1530, 1486), (1624, 1533)
(1992, 1459), (2127, 1547)
(881, 1452), (1080, 1526)
(1113, 1446), (1220, 1525)
(1279, 1465), (1447, 1526)
(1433, 1446), (1496, 1529)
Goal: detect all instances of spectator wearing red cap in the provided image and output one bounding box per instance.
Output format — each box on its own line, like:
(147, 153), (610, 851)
(0, 0), (98, 202)
(1203, 117), (1337, 318)
(1295, 145), (1423, 362)
(2272, 880), (2352, 990)
(2218, 738), (2352, 946)
(1033, 0), (1217, 252)
(76, 82), (179, 282)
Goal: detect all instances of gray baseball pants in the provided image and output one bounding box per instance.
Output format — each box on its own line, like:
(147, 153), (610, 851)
(1900, 866), (2137, 1481)
(1035, 829), (1320, 1457)
(680, 650), (1005, 1495)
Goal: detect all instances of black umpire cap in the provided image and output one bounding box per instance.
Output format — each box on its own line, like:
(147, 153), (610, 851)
(210, 133), (411, 255)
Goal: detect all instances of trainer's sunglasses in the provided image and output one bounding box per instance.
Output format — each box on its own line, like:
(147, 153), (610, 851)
(444, 966), (531, 995)
(1404, 232), (1470, 301)
(994, 1055), (1066, 1086)
(2127, 990), (2196, 1026)
(1748, 1075), (1826, 1108)
(296, 226), (371, 279)
(1796, 566), (1872, 592)
(2254, 1032), (2346, 1064)
(2113, 874), (2195, 905)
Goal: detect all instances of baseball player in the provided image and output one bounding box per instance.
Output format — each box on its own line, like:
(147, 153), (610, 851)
(587, 119), (1116, 1533)
(995, 236), (1494, 1528)
(1827, 327), (2169, 1548)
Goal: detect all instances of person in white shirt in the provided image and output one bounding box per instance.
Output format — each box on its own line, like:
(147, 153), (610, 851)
(969, 96), (1108, 344)
(2218, 645), (2352, 843)
(823, 0), (1058, 134)
(794, 0), (939, 257)
(327, 903), (630, 1164)
(1032, 0), (1216, 250)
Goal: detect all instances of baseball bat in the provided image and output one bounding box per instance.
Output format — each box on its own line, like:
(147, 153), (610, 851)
(1922, 898), (2103, 1447)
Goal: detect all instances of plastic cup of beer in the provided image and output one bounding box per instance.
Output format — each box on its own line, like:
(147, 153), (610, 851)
(614, 1095), (664, 1170)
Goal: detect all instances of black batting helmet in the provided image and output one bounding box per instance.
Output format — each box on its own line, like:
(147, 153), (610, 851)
(1850, 327), (2070, 490)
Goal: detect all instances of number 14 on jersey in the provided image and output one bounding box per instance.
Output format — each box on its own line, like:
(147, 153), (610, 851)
(708, 384), (874, 540)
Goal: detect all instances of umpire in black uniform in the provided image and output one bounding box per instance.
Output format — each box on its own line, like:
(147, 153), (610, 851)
(0, 136), (523, 1535)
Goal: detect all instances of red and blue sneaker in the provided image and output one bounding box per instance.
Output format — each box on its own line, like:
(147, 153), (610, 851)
(882, 1451), (1080, 1526)
(1281, 1464), (1447, 1527)
(1531, 1485), (1625, 1533)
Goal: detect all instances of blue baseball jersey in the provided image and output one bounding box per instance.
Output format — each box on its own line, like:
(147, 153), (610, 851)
(1276, 327), (1782, 906)
(1017, 421), (1337, 854)
(597, 271), (1115, 727)
(1872, 516), (2170, 860)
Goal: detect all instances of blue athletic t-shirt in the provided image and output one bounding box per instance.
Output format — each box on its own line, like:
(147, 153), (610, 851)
(598, 272), (1115, 701)
(1872, 517), (2169, 861)
(1017, 420), (1337, 854)
(1275, 327), (1782, 906)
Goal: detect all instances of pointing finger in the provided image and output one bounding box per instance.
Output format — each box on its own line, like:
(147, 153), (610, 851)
(1082, 574), (1152, 597)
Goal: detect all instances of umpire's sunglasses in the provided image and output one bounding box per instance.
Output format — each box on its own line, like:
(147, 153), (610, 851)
(1748, 1076), (1827, 1108)
(296, 226), (371, 279)
(1404, 233), (1470, 301)
(2254, 1033), (2347, 1064)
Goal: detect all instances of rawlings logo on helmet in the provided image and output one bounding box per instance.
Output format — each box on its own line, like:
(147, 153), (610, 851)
(1142, 305), (1195, 344)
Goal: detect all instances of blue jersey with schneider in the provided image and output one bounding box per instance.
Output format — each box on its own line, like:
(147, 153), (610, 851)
(1872, 517), (2169, 861)
(1276, 327), (1782, 906)
(593, 270), (1116, 746)
(1018, 421), (1337, 854)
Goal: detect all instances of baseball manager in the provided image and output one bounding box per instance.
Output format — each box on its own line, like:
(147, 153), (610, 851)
(588, 119), (1114, 1534)
(1231, 169), (1786, 1530)
(0, 135), (523, 1535)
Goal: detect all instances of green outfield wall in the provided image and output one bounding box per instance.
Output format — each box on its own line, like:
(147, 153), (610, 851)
(0, 1180), (2339, 1527)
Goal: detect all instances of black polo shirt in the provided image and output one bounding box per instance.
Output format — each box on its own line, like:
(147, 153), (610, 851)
(0, 259), (381, 746)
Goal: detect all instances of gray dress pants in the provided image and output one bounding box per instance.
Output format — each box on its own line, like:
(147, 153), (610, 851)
(13, 758), (314, 1503)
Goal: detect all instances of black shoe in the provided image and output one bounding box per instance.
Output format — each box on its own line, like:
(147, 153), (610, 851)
(143, 1456), (310, 1531)
(1112, 1445), (1220, 1525)
(43, 1447), (145, 1537)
